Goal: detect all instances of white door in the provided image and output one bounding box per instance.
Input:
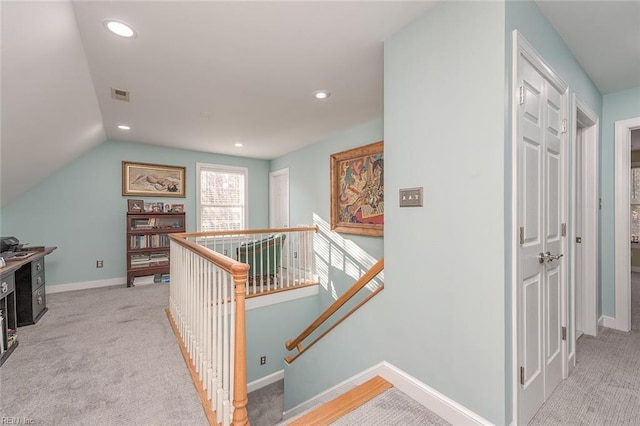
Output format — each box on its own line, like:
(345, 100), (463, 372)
(269, 168), (289, 229)
(516, 45), (568, 425)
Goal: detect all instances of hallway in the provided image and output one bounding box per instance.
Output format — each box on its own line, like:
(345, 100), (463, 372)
(529, 273), (640, 424)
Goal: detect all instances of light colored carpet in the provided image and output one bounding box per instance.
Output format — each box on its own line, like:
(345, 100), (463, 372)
(0, 284), (207, 425)
(330, 387), (450, 426)
(529, 272), (640, 425)
(247, 379), (284, 426)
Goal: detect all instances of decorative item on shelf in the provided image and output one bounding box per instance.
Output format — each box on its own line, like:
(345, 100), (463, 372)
(330, 141), (384, 236)
(170, 204), (184, 213)
(122, 161), (186, 197)
(127, 199), (143, 212)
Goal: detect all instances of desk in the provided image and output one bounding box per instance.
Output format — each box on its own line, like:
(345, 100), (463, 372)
(0, 269), (17, 366)
(0, 247), (56, 327)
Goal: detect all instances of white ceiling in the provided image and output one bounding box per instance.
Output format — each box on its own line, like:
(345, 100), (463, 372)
(1, 1), (639, 207)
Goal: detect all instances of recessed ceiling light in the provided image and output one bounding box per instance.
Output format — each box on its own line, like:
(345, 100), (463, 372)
(313, 90), (331, 100)
(117, 125), (131, 130)
(104, 20), (136, 38)
(234, 143), (244, 148)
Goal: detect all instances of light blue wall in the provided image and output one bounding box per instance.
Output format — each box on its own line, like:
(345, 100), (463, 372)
(601, 87), (640, 316)
(0, 140), (270, 287)
(270, 118), (386, 410)
(385, 1), (506, 422)
(282, 2), (508, 423)
(505, 1), (602, 114)
(270, 119), (384, 312)
(246, 296), (319, 383)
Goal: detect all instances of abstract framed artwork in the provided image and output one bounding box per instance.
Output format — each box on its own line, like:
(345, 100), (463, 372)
(330, 141), (384, 236)
(122, 161), (186, 198)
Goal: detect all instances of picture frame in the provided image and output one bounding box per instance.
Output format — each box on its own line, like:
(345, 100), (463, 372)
(171, 204), (184, 213)
(127, 199), (144, 212)
(122, 161), (186, 197)
(330, 141), (384, 236)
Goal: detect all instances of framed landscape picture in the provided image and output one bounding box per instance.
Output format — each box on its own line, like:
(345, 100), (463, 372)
(330, 141), (384, 236)
(122, 161), (186, 197)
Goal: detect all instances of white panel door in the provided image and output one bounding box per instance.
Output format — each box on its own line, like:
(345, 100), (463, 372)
(269, 169), (289, 229)
(517, 53), (567, 425)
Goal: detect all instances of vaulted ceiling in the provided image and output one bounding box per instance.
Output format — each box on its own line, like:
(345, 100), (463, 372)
(1, 1), (639, 207)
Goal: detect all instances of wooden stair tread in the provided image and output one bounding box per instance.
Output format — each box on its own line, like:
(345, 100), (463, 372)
(288, 376), (393, 426)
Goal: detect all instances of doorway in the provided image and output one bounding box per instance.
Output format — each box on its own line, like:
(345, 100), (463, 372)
(570, 96), (599, 349)
(614, 118), (640, 332)
(269, 168), (290, 229)
(512, 31), (570, 426)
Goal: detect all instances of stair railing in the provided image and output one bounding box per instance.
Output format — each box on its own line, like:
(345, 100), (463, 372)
(179, 226), (318, 296)
(285, 258), (384, 363)
(168, 234), (249, 426)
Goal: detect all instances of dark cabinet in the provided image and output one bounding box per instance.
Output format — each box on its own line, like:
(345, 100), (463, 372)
(0, 271), (18, 366)
(15, 256), (48, 326)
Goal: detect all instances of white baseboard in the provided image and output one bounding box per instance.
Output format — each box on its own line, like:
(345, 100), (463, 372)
(598, 315), (617, 329)
(248, 369), (284, 394)
(46, 277), (127, 294)
(282, 361), (490, 425)
(246, 285), (318, 311)
(378, 362), (491, 426)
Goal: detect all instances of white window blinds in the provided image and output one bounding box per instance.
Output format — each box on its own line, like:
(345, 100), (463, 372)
(197, 163), (248, 232)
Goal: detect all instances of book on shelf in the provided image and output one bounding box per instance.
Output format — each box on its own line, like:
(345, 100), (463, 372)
(133, 275), (156, 286)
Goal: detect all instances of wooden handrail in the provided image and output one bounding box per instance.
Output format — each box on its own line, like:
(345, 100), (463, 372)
(176, 225), (318, 239)
(285, 285), (384, 364)
(285, 258), (384, 352)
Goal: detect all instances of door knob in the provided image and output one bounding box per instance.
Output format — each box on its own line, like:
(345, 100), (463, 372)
(546, 252), (564, 262)
(538, 252), (564, 263)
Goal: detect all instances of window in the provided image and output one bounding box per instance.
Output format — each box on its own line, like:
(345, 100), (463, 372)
(197, 163), (248, 232)
(631, 165), (640, 241)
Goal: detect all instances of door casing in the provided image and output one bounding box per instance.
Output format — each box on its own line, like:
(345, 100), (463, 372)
(269, 168), (290, 229)
(614, 117), (640, 332)
(570, 95), (599, 344)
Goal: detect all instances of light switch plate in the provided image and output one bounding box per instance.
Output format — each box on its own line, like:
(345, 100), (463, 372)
(399, 187), (423, 207)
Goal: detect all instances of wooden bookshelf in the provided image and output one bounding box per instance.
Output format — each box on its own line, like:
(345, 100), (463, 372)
(126, 212), (185, 287)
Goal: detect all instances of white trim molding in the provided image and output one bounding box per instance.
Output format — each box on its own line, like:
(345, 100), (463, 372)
(246, 284), (318, 310)
(614, 116), (640, 332)
(247, 369), (284, 394)
(571, 94), (599, 338)
(46, 277), (127, 294)
(282, 361), (491, 425)
(598, 315), (617, 330)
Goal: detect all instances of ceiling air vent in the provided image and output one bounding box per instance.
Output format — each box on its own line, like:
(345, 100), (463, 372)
(111, 88), (130, 102)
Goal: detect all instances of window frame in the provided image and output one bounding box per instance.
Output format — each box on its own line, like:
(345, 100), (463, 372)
(196, 162), (249, 232)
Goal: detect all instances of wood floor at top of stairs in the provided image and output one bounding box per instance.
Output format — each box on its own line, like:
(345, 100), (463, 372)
(288, 376), (393, 426)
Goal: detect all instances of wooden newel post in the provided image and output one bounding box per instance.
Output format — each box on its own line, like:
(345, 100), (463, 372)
(232, 263), (250, 426)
